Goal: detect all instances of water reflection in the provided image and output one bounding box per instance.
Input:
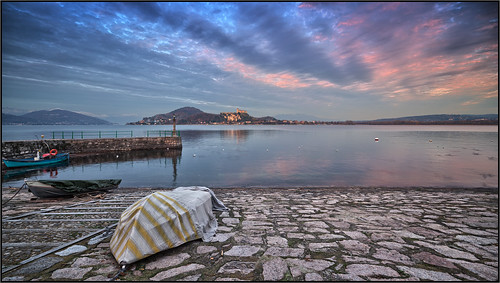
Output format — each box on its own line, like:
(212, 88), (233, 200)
(2, 149), (182, 184)
(220, 130), (251, 143)
(2, 163), (69, 183)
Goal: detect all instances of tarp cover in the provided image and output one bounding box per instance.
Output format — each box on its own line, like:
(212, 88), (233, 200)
(110, 186), (227, 265)
(31, 179), (122, 194)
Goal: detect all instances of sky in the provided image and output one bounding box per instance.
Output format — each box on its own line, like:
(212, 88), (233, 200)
(2, 1), (498, 124)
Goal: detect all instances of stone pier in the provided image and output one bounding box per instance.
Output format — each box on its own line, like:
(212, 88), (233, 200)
(1, 137), (182, 159)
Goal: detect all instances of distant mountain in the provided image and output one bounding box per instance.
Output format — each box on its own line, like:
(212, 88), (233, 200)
(367, 114), (498, 124)
(2, 109), (112, 125)
(128, 107), (278, 125)
(2, 113), (37, 125)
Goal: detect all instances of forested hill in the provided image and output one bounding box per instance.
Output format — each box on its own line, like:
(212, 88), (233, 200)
(2, 109), (112, 125)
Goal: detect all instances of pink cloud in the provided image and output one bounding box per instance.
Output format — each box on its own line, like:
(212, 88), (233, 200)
(337, 16), (365, 28)
(412, 19), (446, 35)
(208, 55), (337, 89)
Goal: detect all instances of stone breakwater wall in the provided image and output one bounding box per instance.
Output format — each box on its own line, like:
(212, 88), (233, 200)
(1, 137), (182, 159)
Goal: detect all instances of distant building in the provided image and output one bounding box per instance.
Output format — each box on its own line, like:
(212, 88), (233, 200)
(220, 108), (248, 123)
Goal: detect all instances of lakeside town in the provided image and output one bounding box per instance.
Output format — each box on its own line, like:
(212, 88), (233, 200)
(127, 107), (499, 126)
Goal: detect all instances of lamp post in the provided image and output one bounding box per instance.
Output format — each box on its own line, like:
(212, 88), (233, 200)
(172, 114), (177, 137)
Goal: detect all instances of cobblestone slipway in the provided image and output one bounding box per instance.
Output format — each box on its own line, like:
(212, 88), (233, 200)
(2, 187), (498, 281)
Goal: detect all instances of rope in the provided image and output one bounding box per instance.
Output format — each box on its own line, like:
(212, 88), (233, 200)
(109, 265), (127, 281)
(2, 183), (27, 205)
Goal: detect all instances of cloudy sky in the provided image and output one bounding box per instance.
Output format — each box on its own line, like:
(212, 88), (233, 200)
(2, 2), (498, 123)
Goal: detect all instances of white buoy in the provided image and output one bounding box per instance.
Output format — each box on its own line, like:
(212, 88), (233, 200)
(193, 154), (196, 157)
(374, 138), (379, 142)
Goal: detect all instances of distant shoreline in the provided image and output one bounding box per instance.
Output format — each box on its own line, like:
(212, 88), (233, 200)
(126, 121), (498, 126)
(112, 186), (499, 194)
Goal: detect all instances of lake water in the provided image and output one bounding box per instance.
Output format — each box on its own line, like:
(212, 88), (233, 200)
(2, 125), (498, 189)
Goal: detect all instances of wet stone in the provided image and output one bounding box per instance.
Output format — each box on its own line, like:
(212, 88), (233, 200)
(306, 227), (330, 233)
(304, 272), (323, 281)
(145, 253), (190, 270)
(415, 241), (479, 261)
(373, 248), (413, 265)
(458, 227), (497, 236)
(412, 251), (458, 269)
(233, 234), (264, 245)
(84, 275), (109, 281)
(222, 218), (239, 226)
(455, 242), (498, 260)
(224, 245), (261, 257)
(218, 261), (256, 275)
(346, 264), (399, 277)
(286, 258), (334, 272)
(455, 235), (498, 245)
(264, 247), (304, 257)
(241, 220), (272, 227)
(93, 265), (117, 275)
(328, 221), (350, 229)
(179, 274), (202, 281)
(303, 221), (329, 229)
(287, 233), (315, 239)
(394, 230), (425, 239)
(209, 232), (235, 243)
(318, 234), (345, 240)
(339, 240), (370, 254)
(278, 226), (299, 232)
(397, 266), (458, 281)
(262, 257), (288, 281)
(196, 245), (217, 254)
(371, 232), (405, 243)
(344, 231), (367, 240)
(267, 236), (288, 247)
(309, 242), (338, 251)
(150, 263), (205, 281)
(449, 259), (499, 281)
(51, 267), (92, 280)
(71, 256), (102, 267)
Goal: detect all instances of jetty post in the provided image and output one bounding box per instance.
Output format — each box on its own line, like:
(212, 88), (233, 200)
(172, 114), (177, 137)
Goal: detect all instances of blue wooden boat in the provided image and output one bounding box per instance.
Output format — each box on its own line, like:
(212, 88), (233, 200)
(2, 153), (69, 168)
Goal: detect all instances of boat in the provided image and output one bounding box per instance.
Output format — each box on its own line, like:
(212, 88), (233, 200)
(3, 153), (70, 168)
(25, 179), (122, 198)
(110, 186), (227, 265)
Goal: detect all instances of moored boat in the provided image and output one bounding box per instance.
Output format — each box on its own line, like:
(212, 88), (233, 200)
(3, 153), (69, 168)
(25, 179), (122, 198)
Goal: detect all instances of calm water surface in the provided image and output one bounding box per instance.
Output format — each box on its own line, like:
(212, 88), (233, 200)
(2, 125), (498, 189)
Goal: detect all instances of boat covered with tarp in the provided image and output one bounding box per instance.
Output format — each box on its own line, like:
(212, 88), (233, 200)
(110, 186), (227, 265)
(25, 179), (122, 198)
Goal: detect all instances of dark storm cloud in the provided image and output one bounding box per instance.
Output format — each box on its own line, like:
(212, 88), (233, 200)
(233, 3), (372, 83)
(116, 2), (372, 85)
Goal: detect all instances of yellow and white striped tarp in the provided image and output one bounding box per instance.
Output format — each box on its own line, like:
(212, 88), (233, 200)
(110, 187), (221, 265)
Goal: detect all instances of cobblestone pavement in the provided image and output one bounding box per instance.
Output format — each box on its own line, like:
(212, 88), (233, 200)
(2, 187), (498, 281)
